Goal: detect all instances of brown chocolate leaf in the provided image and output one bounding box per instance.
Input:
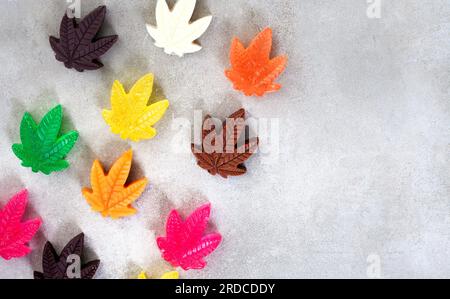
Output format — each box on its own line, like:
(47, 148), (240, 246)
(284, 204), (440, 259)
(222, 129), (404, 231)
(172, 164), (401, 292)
(33, 233), (100, 279)
(192, 109), (259, 179)
(49, 6), (118, 72)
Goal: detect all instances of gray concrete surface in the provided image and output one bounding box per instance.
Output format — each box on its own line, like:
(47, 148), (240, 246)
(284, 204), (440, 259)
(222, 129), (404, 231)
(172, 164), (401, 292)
(0, 0), (450, 279)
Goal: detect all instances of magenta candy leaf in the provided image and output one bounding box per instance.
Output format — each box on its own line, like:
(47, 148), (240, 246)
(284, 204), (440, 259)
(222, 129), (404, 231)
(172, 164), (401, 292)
(49, 6), (118, 72)
(157, 204), (222, 271)
(0, 190), (42, 260)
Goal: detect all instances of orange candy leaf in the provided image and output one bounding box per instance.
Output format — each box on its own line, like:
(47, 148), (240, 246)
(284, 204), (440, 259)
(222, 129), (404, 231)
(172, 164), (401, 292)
(82, 149), (148, 219)
(225, 28), (287, 97)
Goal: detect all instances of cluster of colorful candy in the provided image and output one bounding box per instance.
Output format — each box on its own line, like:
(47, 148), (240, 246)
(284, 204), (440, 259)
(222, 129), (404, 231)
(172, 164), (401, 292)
(0, 0), (287, 279)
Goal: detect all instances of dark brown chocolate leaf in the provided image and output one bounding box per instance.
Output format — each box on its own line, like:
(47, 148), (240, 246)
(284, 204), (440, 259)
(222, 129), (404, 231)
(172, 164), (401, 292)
(192, 109), (259, 179)
(59, 233), (84, 263)
(49, 6), (118, 72)
(81, 260), (101, 279)
(34, 233), (100, 279)
(41, 242), (59, 279)
(33, 272), (45, 279)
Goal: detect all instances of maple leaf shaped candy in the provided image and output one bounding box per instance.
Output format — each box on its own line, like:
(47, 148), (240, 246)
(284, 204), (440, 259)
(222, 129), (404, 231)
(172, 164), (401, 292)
(191, 109), (259, 179)
(225, 28), (288, 97)
(34, 233), (100, 279)
(12, 105), (79, 175)
(146, 0), (212, 57)
(157, 204), (222, 271)
(0, 190), (42, 261)
(103, 73), (170, 142)
(49, 6), (118, 72)
(82, 149), (148, 219)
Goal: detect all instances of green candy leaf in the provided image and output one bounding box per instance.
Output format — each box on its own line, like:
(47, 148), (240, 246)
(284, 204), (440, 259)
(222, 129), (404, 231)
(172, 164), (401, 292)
(12, 105), (79, 175)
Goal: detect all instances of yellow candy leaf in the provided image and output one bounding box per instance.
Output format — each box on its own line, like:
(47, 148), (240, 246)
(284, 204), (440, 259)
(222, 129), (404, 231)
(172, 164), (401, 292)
(82, 149), (148, 219)
(160, 271), (179, 279)
(103, 73), (170, 142)
(137, 271), (179, 279)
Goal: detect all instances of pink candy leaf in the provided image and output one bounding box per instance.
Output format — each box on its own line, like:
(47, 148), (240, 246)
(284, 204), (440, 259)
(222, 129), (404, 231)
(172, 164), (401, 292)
(0, 190), (42, 260)
(157, 204), (222, 270)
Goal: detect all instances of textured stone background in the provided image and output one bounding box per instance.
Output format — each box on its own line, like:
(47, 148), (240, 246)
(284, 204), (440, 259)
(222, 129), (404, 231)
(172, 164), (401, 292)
(0, 0), (450, 279)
